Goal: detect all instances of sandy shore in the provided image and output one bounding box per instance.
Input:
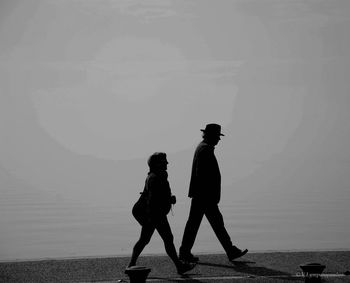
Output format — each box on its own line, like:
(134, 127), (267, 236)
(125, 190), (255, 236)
(1, 251), (350, 282)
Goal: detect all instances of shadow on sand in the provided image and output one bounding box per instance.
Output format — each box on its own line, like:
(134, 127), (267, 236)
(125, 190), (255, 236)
(196, 260), (299, 281)
(148, 274), (203, 283)
(149, 260), (299, 282)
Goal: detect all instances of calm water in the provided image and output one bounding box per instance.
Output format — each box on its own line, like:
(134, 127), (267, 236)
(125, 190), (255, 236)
(1, 186), (349, 261)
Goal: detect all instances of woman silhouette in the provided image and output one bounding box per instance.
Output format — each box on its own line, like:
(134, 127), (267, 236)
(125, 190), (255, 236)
(128, 152), (195, 274)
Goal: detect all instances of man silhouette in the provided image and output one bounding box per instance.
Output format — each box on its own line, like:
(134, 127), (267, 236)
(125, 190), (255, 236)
(179, 123), (248, 262)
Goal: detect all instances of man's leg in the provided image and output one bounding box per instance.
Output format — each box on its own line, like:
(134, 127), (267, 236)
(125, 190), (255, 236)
(205, 204), (233, 255)
(179, 198), (204, 258)
(205, 204), (248, 260)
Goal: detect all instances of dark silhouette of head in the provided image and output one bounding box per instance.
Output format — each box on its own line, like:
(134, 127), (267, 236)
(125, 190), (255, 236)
(147, 152), (168, 172)
(201, 123), (224, 146)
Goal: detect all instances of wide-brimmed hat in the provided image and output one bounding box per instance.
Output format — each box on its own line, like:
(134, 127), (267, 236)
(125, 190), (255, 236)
(200, 123), (225, 136)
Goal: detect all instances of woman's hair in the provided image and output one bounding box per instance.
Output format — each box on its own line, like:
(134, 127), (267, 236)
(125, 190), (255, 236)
(147, 152), (167, 169)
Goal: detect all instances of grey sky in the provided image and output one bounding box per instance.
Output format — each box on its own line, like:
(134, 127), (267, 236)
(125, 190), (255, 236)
(1, 0), (245, 159)
(1, 0), (350, 202)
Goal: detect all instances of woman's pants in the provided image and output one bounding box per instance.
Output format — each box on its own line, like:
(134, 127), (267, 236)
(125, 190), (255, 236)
(129, 216), (180, 267)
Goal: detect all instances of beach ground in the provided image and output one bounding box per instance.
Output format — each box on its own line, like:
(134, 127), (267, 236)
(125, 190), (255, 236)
(1, 251), (350, 282)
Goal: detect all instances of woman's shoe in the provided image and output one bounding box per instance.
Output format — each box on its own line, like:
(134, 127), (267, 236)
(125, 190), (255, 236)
(177, 261), (196, 274)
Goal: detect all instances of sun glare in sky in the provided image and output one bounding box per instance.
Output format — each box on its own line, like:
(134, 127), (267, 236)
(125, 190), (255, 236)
(31, 37), (238, 160)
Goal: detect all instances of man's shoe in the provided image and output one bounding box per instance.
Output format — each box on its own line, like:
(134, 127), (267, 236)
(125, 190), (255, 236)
(228, 247), (248, 261)
(179, 252), (199, 263)
(177, 261), (196, 274)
